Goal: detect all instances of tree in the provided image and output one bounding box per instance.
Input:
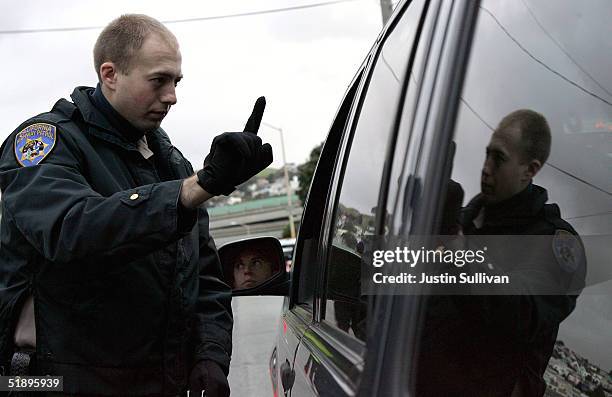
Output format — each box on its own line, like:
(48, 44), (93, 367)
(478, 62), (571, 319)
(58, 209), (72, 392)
(297, 142), (323, 203)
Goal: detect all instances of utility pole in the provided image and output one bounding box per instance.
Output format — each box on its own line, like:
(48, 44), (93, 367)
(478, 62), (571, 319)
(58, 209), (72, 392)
(262, 122), (296, 239)
(230, 221), (251, 236)
(380, 0), (394, 25)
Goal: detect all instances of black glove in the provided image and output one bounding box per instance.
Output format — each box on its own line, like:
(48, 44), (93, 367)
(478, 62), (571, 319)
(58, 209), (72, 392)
(197, 97), (273, 195)
(189, 360), (230, 397)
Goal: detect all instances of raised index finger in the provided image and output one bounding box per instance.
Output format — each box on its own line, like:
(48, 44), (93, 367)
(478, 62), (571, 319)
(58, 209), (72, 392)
(243, 96), (266, 134)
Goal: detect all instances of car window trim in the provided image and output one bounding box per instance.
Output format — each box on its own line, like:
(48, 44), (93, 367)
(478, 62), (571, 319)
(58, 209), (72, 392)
(299, 320), (366, 395)
(374, 0), (432, 235)
(316, 0), (431, 322)
(316, 26), (399, 323)
(290, 303), (315, 326)
(288, 65), (367, 312)
(311, 62), (372, 322)
(317, 319), (366, 358)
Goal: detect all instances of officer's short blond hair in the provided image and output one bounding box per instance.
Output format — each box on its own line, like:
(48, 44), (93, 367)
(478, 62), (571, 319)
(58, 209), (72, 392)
(497, 109), (551, 165)
(93, 14), (177, 81)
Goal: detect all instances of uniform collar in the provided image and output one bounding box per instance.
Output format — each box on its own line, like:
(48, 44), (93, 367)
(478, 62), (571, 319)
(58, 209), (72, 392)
(90, 84), (144, 142)
(70, 86), (157, 153)
(461, 183), (549, 232)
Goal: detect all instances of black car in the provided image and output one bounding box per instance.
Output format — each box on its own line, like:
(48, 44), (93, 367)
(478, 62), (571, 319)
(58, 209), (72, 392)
(219, 0), (611, 395)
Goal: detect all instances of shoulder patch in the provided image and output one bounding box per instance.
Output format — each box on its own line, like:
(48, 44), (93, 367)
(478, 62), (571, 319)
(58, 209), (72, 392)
(552, 230), (582, 273)
(14, 123), (57, 167)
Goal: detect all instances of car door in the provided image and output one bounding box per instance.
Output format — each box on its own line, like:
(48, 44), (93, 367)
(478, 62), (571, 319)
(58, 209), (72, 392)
(287, 0), (431, 395)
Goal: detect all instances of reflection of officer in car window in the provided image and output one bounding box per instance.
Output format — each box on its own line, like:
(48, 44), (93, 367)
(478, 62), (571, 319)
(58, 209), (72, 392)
(463, 109), (585, 395)
(417, 109), (586, 397)
(232, 248), (275, 290)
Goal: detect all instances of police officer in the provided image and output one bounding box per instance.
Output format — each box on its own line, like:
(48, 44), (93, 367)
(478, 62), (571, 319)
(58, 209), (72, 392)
(416, 109), (585, 396)
(0, 14), (272, 396)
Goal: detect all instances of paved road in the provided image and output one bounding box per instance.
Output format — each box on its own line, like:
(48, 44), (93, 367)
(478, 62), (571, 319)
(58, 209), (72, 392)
(228, 296), (284, 397)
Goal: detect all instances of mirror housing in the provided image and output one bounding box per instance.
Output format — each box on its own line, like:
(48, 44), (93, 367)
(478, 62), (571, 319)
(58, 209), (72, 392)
(218, 236), (290, 296)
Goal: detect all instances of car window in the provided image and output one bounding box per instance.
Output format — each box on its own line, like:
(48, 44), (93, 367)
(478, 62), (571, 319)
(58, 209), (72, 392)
(322, 0), (427, 342)
(416, 0), (611, 395)
(292, 71), (363, 311)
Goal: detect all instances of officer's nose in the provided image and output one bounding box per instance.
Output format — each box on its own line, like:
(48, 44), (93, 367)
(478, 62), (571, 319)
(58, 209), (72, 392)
(161, 85), (177, 106)
(482, 156), (493, 178)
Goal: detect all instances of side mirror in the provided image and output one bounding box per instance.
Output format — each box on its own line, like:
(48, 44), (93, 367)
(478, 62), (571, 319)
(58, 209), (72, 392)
(219, 236), (290, 296)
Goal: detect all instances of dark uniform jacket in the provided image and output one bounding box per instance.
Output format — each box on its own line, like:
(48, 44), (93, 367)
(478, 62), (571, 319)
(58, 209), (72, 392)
(0, 86), (233, 396)
(416, 184), (585, 397)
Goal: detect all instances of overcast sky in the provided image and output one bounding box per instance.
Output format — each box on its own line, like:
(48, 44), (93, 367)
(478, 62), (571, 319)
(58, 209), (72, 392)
(0, 0), (383, 169)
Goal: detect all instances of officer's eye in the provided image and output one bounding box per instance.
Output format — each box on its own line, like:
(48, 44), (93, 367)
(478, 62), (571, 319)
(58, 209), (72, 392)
(486, 149), (505, 167)
(151, 77), (165, 85)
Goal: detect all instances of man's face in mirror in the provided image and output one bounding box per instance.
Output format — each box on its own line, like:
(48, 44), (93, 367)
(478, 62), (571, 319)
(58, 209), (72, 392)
(233, 251), (273, 290)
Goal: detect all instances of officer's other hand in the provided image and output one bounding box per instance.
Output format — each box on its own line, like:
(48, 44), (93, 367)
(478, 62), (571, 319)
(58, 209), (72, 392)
(189, 359), (230, 397)
(197, 97), (273, 196)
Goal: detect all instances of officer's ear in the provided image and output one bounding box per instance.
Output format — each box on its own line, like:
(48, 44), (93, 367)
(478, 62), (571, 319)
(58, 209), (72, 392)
(525, 158), (543, 180)
(99, 62), (119, 91)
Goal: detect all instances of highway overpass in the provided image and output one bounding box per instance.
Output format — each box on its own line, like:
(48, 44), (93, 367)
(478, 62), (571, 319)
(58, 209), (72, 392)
(207, 195), (302, 245)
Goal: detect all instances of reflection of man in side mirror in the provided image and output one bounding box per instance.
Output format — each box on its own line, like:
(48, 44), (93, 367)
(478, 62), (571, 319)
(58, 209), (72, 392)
(232, 248), (274, 290)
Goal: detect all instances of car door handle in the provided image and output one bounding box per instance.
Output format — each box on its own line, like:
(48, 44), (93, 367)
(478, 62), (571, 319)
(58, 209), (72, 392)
(280, 359), (295, 392)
